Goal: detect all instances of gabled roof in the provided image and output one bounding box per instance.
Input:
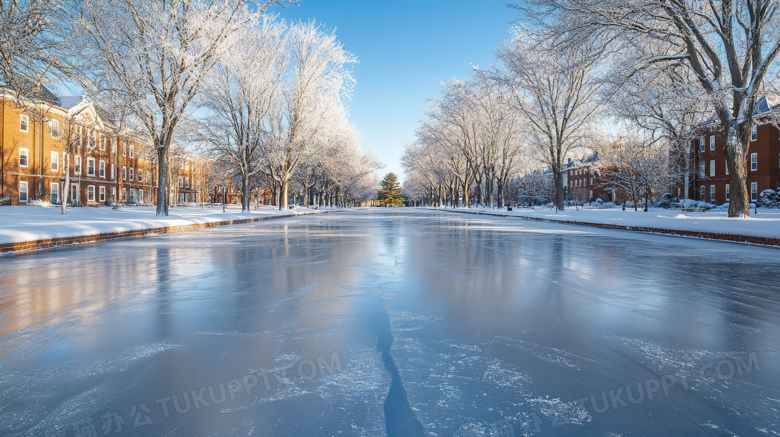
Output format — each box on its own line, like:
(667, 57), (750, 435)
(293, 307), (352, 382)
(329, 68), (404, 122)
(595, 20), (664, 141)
(1, 72), (60, 107)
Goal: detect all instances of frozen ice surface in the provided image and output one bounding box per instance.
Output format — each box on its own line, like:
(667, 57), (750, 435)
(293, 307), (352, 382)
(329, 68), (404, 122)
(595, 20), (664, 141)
(0, 209), (778, 436)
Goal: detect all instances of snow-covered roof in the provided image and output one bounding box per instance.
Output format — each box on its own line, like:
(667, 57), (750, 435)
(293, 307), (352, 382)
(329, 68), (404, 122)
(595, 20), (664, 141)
(59, 95), (88, 111)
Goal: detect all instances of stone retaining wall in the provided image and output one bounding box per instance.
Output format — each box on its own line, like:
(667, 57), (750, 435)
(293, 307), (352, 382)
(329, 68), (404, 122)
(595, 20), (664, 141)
(438, 209), (780, 248)
(0, 211), (340, 254)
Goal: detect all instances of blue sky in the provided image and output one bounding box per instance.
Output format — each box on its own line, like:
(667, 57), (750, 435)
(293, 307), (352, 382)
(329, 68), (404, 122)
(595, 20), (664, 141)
(274, 1), (517, 181)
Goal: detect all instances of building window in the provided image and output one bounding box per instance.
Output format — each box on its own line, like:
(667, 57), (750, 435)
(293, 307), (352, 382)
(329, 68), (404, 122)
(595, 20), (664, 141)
(122, 167), (126, 180)
(19, 148), (29, 167)
(700, 185), (705, 200)
(19, 182), (28, 203)
(99, 186), (106, 202)
(751, 125), (757, 141)
(51, 183), (59, 203)
(129, 167), (134, 181)
(51, 151), (59, 172)
(122, 187), (127, 202)
(87, 157), (95, 176)
(99, 160), (105, 178)
(139, 189), (144, 203)
(185, 177), (189, 188)
(726, 161), (729, 175)
(726, 184), (730, 201)
(74, 155), (82, 174)
(751, 182), (758, 201)
(129, 144), (134, 158)
(86, 185), (95, 202)
(20, 114), (29, 132)
(699, 138), (705, 153)
(111, 138), (117, 154)
(710, 160), (715, 177)
(111, 164), (115, 180)
(751, 153), (757, 171)
(111, 187), (116, 202)
(138, 169), (143, 183)
(710, 185), (715, 202)
(710, 135), (715, 151)
(48, 119), (59, 138)
(123, 141), (127, 157)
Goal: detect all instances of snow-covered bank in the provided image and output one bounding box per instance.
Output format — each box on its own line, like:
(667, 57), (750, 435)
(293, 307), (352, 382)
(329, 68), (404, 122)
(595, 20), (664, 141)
(428, 205), (780, 240)
(0, 205), (345, 246)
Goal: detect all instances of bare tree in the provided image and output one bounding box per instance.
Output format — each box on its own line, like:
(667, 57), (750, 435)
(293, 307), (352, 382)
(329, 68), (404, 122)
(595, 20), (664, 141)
(72, 0), (274, 215)
(497, 30), (603, 211)
(199, 17), (287, 212)
(518, 0), (780, 217)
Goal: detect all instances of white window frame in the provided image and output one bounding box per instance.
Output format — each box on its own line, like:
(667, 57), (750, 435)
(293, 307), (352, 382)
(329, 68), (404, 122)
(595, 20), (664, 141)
(87, 185), (95, 202)
(751, 182), (758, 201)
(710, 185), (716, 202)
(700, 185), (706, 200)
(111, 138), (117, 154)
(129, 167), (134, 181)
(74, 155), (82, 175)
(122, 166), (126, 181)
(19, 148), (29, 168)
(726, 162), (729, 175)
(87, 157), (96, 177)
(19, 181), (28, 203)
(123, 141), (127, 157)
(710, 135), (715, 151)
(710, 160), (715, 177)
(48, 119), (59, 138)
(751, 125), (757, 141)
(111, 187), (116, 202)
(699, 138), (705, 153)
(129, 144), (134, 158)
(185, 177), (189, 188)
(139, 189), (144, 203)
(99, 186), (106, 202)
(51, 182), (59, 203)
(51, 151), (59, 172)
(20, 114), (29, 133)
(751, 153), (757, 171)
(122, 187), (127, 202)
(138, 169), (143, 183)
(111, 164), (115, 180)
(99, 160), (105, 178)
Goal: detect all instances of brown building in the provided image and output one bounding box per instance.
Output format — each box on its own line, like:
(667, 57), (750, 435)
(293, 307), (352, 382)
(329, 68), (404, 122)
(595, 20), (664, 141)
(1, 89), (212, 206)
(683, 97), (780, 205)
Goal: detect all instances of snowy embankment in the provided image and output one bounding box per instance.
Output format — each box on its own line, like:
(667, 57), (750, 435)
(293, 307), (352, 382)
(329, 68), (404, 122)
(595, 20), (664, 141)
(0, 205), (340, 245)
(431, 205), (780, 240)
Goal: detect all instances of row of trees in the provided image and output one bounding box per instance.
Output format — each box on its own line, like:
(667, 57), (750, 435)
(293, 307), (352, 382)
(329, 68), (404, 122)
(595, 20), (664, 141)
(403, 1), (780, 218)
(2, 0), (378, 215)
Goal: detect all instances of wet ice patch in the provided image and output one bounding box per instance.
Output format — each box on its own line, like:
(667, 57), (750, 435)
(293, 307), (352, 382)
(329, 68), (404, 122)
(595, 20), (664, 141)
(494, 335), (594, 370)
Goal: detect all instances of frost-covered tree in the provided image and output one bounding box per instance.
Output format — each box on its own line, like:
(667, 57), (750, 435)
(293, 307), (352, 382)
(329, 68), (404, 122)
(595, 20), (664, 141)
(72, 0), (275, 216)
(497, 30), (603, 212)
(517, 0), (780, 217)
(199, 17), (287, 212)
(261, 21), (357, 210)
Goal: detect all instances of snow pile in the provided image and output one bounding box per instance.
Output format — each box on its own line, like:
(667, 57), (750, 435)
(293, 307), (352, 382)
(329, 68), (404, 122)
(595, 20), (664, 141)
(431, 205), (780, 240)
(0, 205), (345, 246)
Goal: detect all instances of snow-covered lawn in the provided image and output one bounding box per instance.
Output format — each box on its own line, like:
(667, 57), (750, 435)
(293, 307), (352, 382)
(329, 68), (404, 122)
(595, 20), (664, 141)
(432, 205), (780, 239)
(0, 204), (341, 245)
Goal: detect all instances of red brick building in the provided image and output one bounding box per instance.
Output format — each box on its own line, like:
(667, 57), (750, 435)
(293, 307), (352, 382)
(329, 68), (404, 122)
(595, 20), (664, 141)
(683, 97), (780, 205)
(1, 90), (208, 206)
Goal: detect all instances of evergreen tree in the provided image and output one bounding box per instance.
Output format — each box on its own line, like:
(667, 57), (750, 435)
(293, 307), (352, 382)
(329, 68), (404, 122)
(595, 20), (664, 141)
(377, 173), (404, 207)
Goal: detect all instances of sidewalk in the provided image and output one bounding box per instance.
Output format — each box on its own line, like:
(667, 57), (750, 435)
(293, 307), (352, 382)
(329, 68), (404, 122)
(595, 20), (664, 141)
(0, 205), (344, 253)
(430, 206), (780, 247)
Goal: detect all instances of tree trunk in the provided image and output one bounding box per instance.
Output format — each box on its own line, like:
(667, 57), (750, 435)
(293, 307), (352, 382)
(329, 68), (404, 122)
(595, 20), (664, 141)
(644, 188), (649, 212)
(554, 169), (565, 212)
(156, 148), (169, 216)
(241, 171), (250, 212)
(61, 154), (70, 215)
(281, 181), (289, 210)
(724, 128), (751, 218)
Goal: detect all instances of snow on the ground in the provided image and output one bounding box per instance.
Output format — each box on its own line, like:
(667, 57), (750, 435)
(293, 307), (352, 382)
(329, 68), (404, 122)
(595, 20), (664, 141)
(0, 204), (343, 245)
(430, 205), (780, 239)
